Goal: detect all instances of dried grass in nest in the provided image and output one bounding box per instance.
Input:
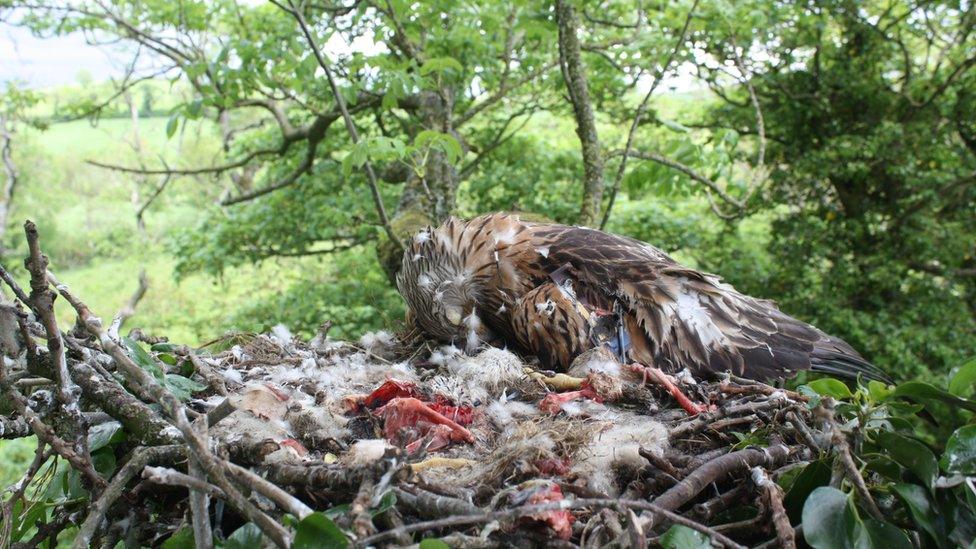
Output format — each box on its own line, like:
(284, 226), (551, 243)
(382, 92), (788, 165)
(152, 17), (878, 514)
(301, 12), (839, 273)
(476, 417), (596, 490)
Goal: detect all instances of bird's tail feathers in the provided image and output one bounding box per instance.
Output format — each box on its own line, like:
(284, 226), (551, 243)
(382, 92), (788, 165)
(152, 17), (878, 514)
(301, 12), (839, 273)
(810, 348), (892, 384)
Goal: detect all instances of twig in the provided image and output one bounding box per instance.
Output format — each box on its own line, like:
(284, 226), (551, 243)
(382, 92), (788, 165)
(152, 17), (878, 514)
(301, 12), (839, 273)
(23, 221), (90, 465)
(670, 398), (794, 440)
(818, 399), (884, 521)
(116, 269), (148, 328)
(0, 415), (30, 439)
(224, 461), (313, 520)
(690, 482), (748, 522)
(277, 0), (403, 251)
(600, 0), (700, 229)
(394, 486), (481, 518)
(47, 270), (291, 548)
(357, 497), (746, 548)
(751, 467), (795, 549)
(175, 346), (228, 396)
(69, 360), (179, 446)
(1, 383), (106, 489)
(188, 417), (214, 549)
(72, 446), (184, 549)
(142, 466), (226, 499)
(641, 444), (792, 531)
(0, 263), (30, 305)
(786, 410), (822, 452)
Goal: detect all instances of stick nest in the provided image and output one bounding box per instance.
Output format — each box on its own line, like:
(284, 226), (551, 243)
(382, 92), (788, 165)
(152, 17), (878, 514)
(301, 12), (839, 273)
(0, 223), (832, 548)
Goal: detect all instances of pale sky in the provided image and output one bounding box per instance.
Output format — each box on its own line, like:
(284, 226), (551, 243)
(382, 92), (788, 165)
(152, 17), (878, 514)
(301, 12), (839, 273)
(0, 24), (130, 88)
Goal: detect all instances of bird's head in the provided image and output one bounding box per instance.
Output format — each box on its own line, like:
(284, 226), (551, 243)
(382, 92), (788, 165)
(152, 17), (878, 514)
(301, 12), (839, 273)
(396, 225), (489, 352)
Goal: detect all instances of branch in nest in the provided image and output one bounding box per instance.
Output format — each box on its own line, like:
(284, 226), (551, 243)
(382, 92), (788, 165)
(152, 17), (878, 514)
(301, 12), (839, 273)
(751, 467), (796, 549)
(72, 446), (185, 549)
(24, 220), (90, 464)
(640, 444), (793, 532)
(818, 399), (885, 521)
(45, 269), (291, 547)
(360, 496), (747, 548)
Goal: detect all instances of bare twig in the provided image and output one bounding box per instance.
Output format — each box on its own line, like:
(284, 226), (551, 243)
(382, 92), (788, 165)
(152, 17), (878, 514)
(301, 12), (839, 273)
(224, 461), (313, 520)
(0, 415), (30, 439)
(751, 467), (795, 549)
(2, 383), (106, 490)
(72, 446), (184, 549)
(47, 270), (291, 548)
(358, 496), (746, 548)
(641, 444), (792, 532)
(142, 466), (226, 498)
(276, 0), (402, 251)
(116, 269), (148, 327)
(188, 417), (214, 549)
(23, 220), (91, 469)
(819, 399), (884, 521)
(600, 0), (700, 229)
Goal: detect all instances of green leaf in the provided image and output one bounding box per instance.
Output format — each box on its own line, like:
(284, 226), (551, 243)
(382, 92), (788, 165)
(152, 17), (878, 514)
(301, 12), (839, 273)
(783, 460), (831, 524)
(802, 486), (850, 549)
(166, 115), (179, 139)
(342, 142), (369, 177)
(419, 56), (463, 76)
(873, 431), (938, 489)
(371, 490), (396, 517)
(806, 378), (854, 400)
(164, 374), (207, 401)
(12, 501), (47, 542)
(866, 380), (893, 402)
(324, 504), (351, 518)
(659, 524), (711, 549)
(292, 512), (349, 549)
(892, 483), (945, 547)
(162, 528), (195, 549)
(890, 382), (976, 413)
(186, 99), (203, 118)
(414, 130), (463, 164)
(92, 448), (116, 477)
(948, 357), (976, 397)
(659, 118), (690, 133)
(124, 337), (163, 379)
(418, 540), (451, 549)
(87, 421), (122, 452)
(224, 523), (263, 549)
(853, 518), (913, 549)
(151, 342), (179, 352)
(940, 425), (976, 475)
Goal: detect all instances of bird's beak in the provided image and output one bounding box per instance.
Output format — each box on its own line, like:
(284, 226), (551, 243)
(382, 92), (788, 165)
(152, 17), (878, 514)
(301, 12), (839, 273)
(446, 307), (463, 326)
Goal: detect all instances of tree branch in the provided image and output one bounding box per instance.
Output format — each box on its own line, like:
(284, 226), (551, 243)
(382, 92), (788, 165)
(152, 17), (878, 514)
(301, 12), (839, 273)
(556, 0), (605, 227)
(600, 0), (699, 229)
(276, 0), (402, 251)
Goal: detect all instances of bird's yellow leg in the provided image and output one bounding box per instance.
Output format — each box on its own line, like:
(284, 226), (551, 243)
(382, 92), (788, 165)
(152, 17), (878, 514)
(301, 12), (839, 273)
(524, 368), (585, 391)
(409, 457), (476, 473)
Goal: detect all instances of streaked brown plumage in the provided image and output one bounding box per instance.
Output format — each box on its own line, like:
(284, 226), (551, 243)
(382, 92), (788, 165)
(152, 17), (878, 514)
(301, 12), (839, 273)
(396, 213), (888, 382)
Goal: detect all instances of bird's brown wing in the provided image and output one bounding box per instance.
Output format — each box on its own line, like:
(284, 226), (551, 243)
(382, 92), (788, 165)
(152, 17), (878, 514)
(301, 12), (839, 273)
(526, 223), (886, 381)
